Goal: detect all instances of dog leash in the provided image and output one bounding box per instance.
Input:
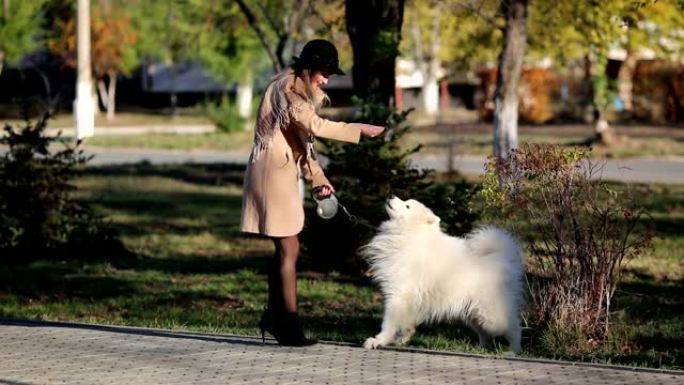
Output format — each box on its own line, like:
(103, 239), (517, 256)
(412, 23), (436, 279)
(337, 201), (377, 230)
(311, 186), (377, 230)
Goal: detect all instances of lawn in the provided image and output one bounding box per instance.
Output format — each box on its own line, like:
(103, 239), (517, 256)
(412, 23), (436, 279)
(85, 131), (255, 152)
(81, 122), (684, 159)
(0, 163), (681, 369)
(2, 112), (214, 128)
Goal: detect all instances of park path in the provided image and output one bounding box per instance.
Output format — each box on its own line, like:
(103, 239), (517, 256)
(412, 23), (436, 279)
(0, 319), (682, 385)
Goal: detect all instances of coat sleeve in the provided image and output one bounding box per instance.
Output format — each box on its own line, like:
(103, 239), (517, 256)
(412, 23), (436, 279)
(289, 100), (362, 143)
(301, 156), (330, 188)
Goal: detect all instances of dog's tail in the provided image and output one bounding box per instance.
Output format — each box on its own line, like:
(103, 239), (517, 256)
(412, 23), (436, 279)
(466, 226), (522, 265)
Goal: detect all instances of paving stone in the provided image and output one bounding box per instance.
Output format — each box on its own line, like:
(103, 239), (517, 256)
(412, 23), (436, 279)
(0, 319), (681, 385)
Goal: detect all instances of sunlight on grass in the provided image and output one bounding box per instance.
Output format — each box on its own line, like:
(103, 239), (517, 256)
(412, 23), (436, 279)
(49, 121), (684, 160)
(48, 112), (214, 128)
(85, 131), (254, 152)
(405, 132), (684, 158)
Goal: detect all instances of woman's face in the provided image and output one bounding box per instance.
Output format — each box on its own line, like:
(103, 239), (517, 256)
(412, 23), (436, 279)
(310, 70), (330, 88)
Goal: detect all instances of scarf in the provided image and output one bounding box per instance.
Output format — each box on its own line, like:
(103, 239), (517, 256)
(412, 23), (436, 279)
(250, 69), (319, 163)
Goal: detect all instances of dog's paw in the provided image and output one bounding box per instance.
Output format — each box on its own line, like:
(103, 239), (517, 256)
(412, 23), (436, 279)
(363, 337), (382, 349)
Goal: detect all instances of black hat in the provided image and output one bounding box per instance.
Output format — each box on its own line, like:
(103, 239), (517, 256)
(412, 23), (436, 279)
(293, 39), (345, 76)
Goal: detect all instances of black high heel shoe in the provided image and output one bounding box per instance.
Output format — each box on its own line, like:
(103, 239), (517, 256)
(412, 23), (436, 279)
(258, 310), (317, 347)
(258, 310), (273, 344)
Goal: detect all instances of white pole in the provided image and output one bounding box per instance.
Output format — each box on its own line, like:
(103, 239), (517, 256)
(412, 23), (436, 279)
(74, 0), (94, 139)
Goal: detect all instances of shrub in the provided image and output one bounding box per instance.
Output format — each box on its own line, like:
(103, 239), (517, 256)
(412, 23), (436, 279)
(301, 99), (478, 274)
(0, 114), (119, 262)
(202, 94), (246, 132)
(480, 143), (653, 353)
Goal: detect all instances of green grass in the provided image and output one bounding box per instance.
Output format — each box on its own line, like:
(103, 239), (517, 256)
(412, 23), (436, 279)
(5, 110), (682, 158)
(81, 128), (684, 160)
(0, 164), (681, 369)
(83, 131), (255, 152)
(49, 112), (213, 128)
(405, 132), (684, 159)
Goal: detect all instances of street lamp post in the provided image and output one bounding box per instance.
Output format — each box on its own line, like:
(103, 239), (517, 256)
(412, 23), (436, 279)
(74, 0), (94, 139)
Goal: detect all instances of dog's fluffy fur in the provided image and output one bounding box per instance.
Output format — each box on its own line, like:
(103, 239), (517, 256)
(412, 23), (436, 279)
(361, 196), (524, 352)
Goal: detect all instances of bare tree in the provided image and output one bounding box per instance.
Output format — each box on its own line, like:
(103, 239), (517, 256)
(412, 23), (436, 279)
(234, 0), (312, 73)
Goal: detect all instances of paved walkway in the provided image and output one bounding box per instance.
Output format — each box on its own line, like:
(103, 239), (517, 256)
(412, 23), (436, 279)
(1, 319), (681, 385)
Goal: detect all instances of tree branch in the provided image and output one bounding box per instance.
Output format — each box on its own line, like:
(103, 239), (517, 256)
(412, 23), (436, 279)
(451, 0), (501, 30)
(256, 0), (283, 37)
(234, 0), (281, 72)
(278, 0), (311, 69)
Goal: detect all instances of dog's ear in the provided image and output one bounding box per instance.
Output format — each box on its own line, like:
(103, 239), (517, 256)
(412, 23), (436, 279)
(426, 213), (440, 225)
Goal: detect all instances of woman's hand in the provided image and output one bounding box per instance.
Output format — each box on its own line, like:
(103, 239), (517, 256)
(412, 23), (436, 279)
(360, 124), (385, 138)
(313, 184), (335, 198)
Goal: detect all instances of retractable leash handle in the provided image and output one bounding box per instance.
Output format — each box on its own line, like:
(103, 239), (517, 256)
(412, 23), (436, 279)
(311, 187), (376, 229)
(311, 186), (339, 220)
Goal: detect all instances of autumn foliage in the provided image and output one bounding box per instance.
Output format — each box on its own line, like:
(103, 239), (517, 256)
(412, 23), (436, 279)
(632, 60), (684, 124)
(49, 8), (137, 78)
(49, 7), (138, 118)
(477, 67), (559, 124)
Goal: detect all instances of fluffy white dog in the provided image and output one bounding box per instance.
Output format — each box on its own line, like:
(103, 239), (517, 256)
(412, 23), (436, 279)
(361, 196), (524, 352)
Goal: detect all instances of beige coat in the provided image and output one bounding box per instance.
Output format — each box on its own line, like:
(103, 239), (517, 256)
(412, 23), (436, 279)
(240, 74), (363, 237)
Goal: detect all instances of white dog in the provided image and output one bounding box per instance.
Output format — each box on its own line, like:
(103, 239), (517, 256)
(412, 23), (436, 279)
(361, 196), (524, 352)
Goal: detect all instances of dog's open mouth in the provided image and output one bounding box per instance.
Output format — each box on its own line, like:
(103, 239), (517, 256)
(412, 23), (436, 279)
(385, 200), (394, 212)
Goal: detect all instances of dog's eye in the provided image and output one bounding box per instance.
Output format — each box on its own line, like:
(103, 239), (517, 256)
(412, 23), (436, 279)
(406, 204), (410, 209)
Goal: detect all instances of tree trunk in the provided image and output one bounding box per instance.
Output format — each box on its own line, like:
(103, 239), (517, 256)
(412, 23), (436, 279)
(493, 0), (528, 158)
(410, 4), (441, 116)
(590, 51), (618, 146)
(106, 70), (117, 121)
(237, 69), (253, 119)
(97, 79), (108, 110)
(617, 50), (636, 113)
(345, 0), (405, 106)
(75, 0), (95, 138)
(170, 63), (178, 118)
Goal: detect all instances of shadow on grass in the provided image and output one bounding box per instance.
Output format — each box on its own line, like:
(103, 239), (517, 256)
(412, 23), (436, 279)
(92, 190), (244, 237)
(0, 256), (272, 310)
(80, 164), (248, 243)
(649, 217), (684, 238)
(616, 273), (684, 323)
(84, 162), (246, 187)
(617, 275), (683, 368)
(303, 313), (381, 344)
(112, 253), (272, 275)
(0, 261), (138, 300)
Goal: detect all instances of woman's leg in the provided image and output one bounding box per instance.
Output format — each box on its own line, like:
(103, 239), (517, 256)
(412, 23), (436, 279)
(263, 235), (315, 346)
(270, 235), (300, 314)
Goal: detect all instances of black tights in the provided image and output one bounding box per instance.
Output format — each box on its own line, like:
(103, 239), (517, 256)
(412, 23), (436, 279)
(268, 235), (300, 314)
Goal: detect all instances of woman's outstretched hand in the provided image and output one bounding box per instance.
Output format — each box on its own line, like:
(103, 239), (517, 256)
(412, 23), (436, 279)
(361, 124), (385, 138)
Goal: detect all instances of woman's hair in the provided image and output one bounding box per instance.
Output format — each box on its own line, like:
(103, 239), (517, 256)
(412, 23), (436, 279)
(251, 66), (329, 163)
(296, 68), (330, 108)
(268, 67), (329, 110)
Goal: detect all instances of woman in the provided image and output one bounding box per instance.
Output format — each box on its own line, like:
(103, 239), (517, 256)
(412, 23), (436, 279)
(240, 39), (384, 346)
